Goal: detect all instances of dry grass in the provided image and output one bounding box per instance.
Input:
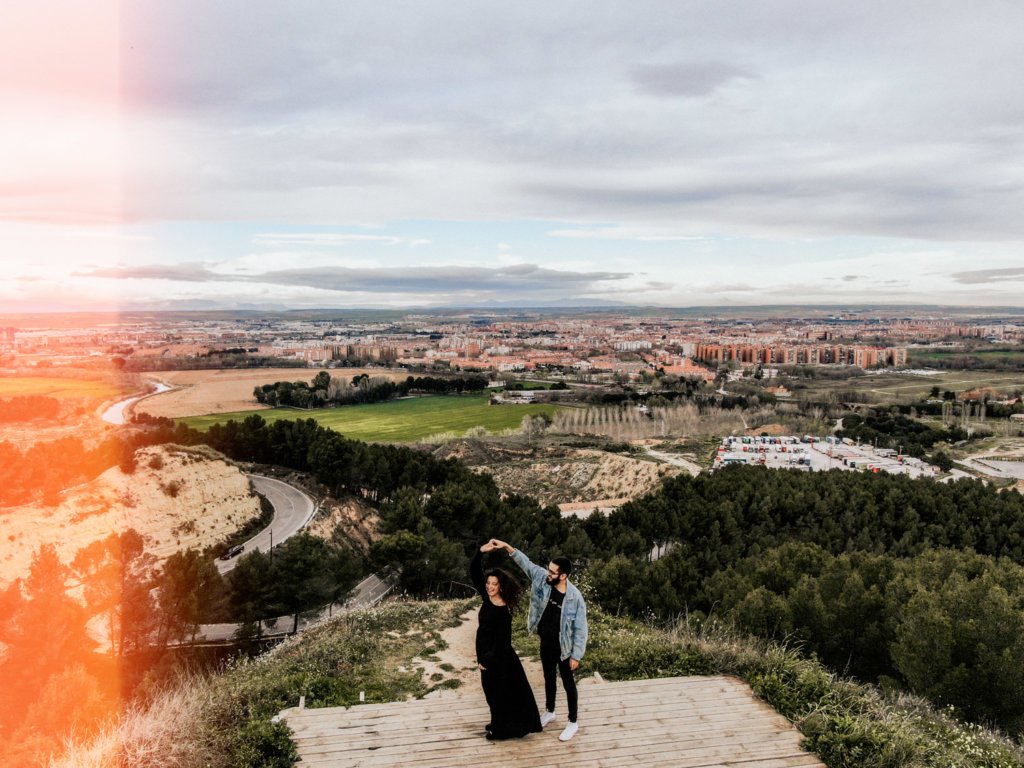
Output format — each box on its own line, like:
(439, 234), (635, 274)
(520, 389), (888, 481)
(51, 678), (213, 768)
(50, 600), (470, 768)
(481, 448), (677, 506)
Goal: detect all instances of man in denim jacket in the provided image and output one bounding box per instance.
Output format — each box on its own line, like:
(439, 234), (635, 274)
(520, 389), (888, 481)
(486, 538), (588, 742)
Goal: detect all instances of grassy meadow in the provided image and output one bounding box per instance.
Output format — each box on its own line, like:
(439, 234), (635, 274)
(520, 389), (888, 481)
(179, 393), (564, 442)
(0, 376), (121, 400)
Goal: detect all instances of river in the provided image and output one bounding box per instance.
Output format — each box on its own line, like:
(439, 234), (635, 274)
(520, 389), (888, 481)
(100, 382), (172, 425)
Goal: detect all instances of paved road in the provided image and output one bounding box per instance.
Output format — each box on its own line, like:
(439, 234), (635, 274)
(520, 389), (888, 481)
(345, 572), (395, 609)
(216, 475), (316, 575)
(196, 572), (397, 643)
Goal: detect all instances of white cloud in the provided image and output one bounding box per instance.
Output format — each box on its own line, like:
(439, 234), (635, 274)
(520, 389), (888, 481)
(5, 2), (1024, 308)
(251, 233), (406, 247)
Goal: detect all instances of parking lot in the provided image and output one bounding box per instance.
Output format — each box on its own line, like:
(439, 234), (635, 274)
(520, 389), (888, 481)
(712, 435), (937, 479)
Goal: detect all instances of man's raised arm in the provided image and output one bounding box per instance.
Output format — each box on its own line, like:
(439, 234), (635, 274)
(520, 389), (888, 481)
(489, 539), (547, 584)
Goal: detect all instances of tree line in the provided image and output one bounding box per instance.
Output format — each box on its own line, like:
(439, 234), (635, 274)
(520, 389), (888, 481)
(0, 435), (134, 506)
(907, 345), (1024, 371)
(702, 543), (1024, 731)
(253, 372), (489, 409)
(0, 395), (61, 423)
(837, 410), (968, 457)
(120, 354), (306, 372)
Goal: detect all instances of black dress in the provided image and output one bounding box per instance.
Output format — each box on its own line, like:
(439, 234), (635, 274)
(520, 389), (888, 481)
(471, 551), (542, 739)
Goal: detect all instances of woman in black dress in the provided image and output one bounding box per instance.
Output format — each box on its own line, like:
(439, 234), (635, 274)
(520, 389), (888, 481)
(472, 542), (542, 740)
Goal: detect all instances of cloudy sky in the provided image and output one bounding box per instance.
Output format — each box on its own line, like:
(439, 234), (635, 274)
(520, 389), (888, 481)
(3, 1), (1024, 311)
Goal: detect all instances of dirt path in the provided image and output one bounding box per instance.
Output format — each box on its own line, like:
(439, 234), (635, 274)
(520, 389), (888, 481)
(644, 448), (702, 476)
(417, 607), (545, 699)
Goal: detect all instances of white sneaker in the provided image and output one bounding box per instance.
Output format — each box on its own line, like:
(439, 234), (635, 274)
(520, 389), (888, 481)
(540, 710), (556, 728)
(558, 721), (578, 741)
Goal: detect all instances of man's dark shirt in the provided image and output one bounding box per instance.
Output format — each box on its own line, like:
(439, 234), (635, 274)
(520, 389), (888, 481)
(538, 586), (564, 646)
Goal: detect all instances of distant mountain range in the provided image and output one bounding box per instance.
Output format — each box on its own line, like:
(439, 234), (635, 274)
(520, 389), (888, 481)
(2, 303), (1024, 328)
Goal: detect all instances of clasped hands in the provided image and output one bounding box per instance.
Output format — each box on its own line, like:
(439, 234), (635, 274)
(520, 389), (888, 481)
(479, 538), (510, 553)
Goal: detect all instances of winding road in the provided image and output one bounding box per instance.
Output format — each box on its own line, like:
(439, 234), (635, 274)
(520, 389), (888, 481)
(197, 573), (396, 643)
(216, 474), (316, 574)
(196, 476), (395, 642)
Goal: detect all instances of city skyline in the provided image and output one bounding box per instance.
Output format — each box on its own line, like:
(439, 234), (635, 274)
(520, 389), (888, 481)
(4, 2), (1024, 311)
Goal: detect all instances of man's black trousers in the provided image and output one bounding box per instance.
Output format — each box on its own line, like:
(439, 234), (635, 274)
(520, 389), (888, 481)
(540, 642), (578, 722)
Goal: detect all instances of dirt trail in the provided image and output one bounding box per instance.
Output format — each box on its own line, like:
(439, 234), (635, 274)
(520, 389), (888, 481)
(417, 607), (545, 698)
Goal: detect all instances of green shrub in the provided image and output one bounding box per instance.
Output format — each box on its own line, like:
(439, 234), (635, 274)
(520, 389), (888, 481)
(227, 719), (298, 768)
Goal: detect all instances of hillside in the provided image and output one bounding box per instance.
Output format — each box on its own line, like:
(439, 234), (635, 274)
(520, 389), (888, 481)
(53, 599), (1024, 768)
(435, 439), (680, 506)
(0, 444), (262, 586)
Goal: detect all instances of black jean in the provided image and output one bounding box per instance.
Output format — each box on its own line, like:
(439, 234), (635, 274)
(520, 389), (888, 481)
(540, 642), (578, 722)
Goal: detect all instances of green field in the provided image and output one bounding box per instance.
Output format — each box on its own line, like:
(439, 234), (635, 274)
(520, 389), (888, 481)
(179, 394), (564, 442)
(0, 376), (121, 400)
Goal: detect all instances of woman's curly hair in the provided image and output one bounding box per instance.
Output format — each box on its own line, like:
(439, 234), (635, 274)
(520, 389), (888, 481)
(484, 567), (523, 613)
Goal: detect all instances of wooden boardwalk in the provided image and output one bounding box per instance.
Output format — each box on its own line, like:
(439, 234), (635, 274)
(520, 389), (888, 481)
(283, 675), (826, 767)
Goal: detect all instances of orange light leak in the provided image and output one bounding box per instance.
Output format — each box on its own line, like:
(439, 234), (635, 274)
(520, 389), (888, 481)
(1, 356), (137, 766)
(2, 2), (134, 761)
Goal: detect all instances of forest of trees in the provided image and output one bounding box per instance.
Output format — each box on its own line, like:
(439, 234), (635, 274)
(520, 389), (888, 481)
(121, 354), (305, 372)
(253, 372), (489, 408)
(837, 411), (969, 456)
(907, 345), (1024, 371)
(583, 467), (1024, 732)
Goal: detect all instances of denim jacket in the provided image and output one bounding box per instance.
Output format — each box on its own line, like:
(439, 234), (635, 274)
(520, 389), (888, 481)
(510, 548), (588, 662)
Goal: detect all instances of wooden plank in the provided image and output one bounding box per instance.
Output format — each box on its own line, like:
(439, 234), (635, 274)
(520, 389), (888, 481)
(646, 757), (824, 768)
(293, 711), (793, 747)
(288, 694), (764, 735)
(296, 728), (808, 768)
(288, 684), (745, 724)
(292, 707), (793, 752)
(284, 675), (824, 768)
(297, 723), (797, 761)
(288, 675), (745, 720)
(311, 739), (813, 768)
(287, 686), (760, 727)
